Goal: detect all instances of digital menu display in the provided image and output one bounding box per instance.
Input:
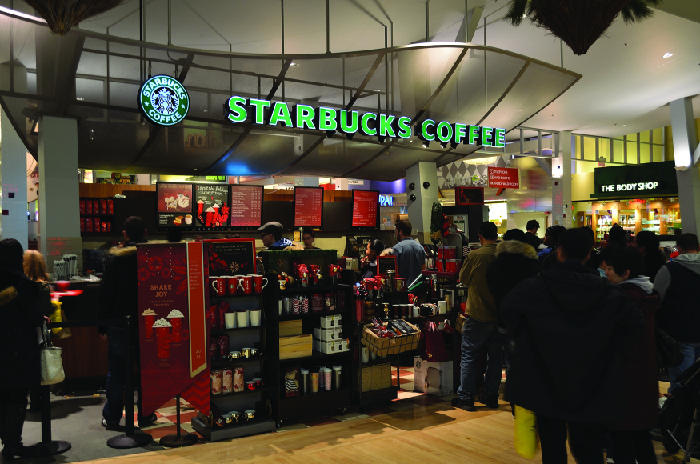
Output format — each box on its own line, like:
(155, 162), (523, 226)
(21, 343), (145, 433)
(294, 187), (324, 227)
(157, 183), (194, 227)
(230, 185), (263, 228)
(352, 190), (379, 228)
(195, 184), (229, 227)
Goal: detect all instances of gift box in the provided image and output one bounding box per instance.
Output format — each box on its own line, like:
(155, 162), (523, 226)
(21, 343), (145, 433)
(414, 357), (454, 397)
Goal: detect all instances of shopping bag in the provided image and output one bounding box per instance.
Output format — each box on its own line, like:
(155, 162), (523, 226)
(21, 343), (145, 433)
(49, 301), (62, 334)
(514, 405), (538, 459)
(40, 325), (65, 385)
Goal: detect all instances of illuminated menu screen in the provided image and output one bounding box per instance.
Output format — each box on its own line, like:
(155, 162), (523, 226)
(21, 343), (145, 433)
(294, 187), (323, 227)
(352, 190), (379, 228)
(229, 185), (263, 227)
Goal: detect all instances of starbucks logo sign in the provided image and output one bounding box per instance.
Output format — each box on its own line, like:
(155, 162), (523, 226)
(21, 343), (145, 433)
(139, 75), (189, 126)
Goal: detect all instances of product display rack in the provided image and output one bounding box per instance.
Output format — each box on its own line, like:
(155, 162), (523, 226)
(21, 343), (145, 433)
(259, 249), (354, 427)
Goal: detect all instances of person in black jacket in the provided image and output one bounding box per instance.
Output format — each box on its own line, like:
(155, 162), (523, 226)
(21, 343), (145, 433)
(485, 232), (539, 400)
(633, 230), (666, 283)
(99, 216), (156, 429)
(653, 233), (700, 393)
(501, 228), (644, 464)
(538, 225), (566, 269)
(0, 239), (44, 459)
(523, 219), (541, 251)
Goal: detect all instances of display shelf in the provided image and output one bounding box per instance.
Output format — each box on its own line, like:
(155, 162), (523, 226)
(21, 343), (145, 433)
(422, 270), (460, 279)
(278, 310), (349, 321)
(280, 386), (352, 402)
(356, 386), (399, 408)
(278, 284), (352, 295)
(191, 417), (276, 442)
(359, 358), (392, 368)
(279, 350), (352, 364)
(211, 355), (268, 369)
(210, 294), (265, 300)
(213, 386), (269, 399)
(211, 325), (265, 335)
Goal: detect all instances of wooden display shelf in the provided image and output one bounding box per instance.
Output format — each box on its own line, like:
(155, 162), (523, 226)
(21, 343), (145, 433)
(278, 310), (349, 321)
(211, 325), (265, 335)
(278, 350), (352, 364)
(359, 358), (393, 368)
(278, 284), (351, 295)
(211, 355), (268, 369)
(191, 416), (276, 442)
(213, 386), (269, 399)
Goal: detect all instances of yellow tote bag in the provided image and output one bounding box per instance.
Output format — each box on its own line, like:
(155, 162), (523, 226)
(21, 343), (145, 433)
(514, 405), (539, 459)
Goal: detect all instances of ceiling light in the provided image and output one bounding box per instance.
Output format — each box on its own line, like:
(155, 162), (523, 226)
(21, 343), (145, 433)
(663, 52), (673, 59)
(290, 62), (298, 67)
(422, 141), (430, 148)
(522, 14), (527, 18)
(77, 97), (84, 101)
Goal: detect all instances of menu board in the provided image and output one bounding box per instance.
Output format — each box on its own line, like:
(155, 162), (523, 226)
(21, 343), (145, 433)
(157, 183), (194, 227)
(294, 187), (323, 227)
(206, 239), (257, 277)
(195, 184), (229, 227)
(455, 187), (485, 206)
(230, 185), (263, 228)
(352, 190), (379, 228)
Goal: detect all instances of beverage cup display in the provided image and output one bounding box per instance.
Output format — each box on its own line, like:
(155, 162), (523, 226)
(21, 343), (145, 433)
(211, 277), (226, 296)
(244, 410), (255, 421)
(324, 368), (332, 391)
(318, 366), (326, 389)
(241, 347), (252, 359)
(154, 318), (173, 359)
(142, 309), (156, 338)
(197, 200), (204, 216)
(229, 411), (239, 423)
(438, 301), (447, 314)
(412, 305), (420, 318)
(250, 274), (268, 294)
(205, 207), (214, 227)
(395, 278), (406, 292)
(292, 298), (300, 315)
(237, 310), (249, 328)
(333, 366), (342, 389)
(278, 299), (283, 315)
(167, 310), (185, 343)
(240, 275), (253, 295)
(310, 372), (319, 393)
(185, 214), (192, 225)
(224, 312), (237, 329)
(250, 347), (258, 356)
(225, 276), (238, 295)
(246, 381), (256, 391)
(253, 377), (263, 388)
(250, 309), (262, 327)
(300, 369), (309, 395)
(361, 347), (370, 364)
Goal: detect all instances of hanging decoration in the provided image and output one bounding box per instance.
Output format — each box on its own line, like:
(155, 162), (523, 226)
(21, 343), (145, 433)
(25, 0), (124, 35)
(504, 0), (661, 55)
(429, 202), (450, 245)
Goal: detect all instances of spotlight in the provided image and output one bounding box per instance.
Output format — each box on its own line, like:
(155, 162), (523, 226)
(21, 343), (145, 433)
(409, 182), (415, 191)
(409, 193), (416, 202)
(422, 182), (430, 189)
(422, 141), (430, 148)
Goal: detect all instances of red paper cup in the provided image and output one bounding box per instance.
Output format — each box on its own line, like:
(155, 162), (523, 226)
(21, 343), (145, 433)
(170, 317), (183, 342)
(211, 277), (226, 296)
(143, 314), (156, 338)
(155, 326), (171, 359)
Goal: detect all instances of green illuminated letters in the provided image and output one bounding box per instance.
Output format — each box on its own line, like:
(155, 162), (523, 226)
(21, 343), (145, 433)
(269, 101), (293, 127)
(339, 110), (359, 134)
(294, 104), (316, 130)
(397, 117), (412, 138)
(467, 125), (480, 145)
(494, 128), (506, 148)
(437, 121), (453, 144)
(379, 114), (396, 138)
(361, 113), (377, 136)
(421, 119), (436, 141)
(249, 98), (271, 125)
(318, 107), (337, 131)
(453, 123), (467, 144)
(479, 126), (493, 147)
(226, 97), (247, 123)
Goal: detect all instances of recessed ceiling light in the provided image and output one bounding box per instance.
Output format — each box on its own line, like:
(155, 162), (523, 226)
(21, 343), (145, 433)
(290, 62), (298, 67)
(663, 52), (673, 59)
(77, 97), (84, 101)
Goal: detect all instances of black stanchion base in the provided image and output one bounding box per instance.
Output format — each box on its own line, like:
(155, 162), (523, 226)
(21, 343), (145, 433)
(159, 433), (198, 448)
(30, 440), (72, 457)
(106, 433), (154, 449)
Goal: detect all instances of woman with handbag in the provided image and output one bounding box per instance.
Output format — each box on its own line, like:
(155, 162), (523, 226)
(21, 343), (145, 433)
(0, 239), (45, 459)
(604, 247), (659, 464)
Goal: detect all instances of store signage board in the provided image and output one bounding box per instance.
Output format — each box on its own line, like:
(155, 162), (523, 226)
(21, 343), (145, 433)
(591, 161), (678, 199)
(229, 185), (264, 227)
(206, 238), (257, 277)
(294, 187), (324, 227)
(352, 190), (380, 228)
(377, 255), (398, 277)
(487, 167), (519, 189)
(195, 184), (229, 227)
(379, 194), (394, 206)
(224, 97), (506, 148)
(139, 75), (189, 126)
(157, 183), (194, 227)
(455, 187), (485, 206)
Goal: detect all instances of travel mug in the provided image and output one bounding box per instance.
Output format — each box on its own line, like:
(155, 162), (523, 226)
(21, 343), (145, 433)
(324, 368), (332, 391)
(333, 366), (342, 389)
(300, 368), (309, 395)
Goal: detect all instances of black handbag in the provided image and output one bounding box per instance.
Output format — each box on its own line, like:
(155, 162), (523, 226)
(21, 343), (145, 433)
(656, 326), (684, 368)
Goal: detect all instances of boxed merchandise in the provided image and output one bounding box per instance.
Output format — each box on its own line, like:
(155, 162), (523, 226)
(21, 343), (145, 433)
(413, 356), (454, 397)
(313, 338), (349, 354)
(320, 314), (343, 328)
(313, 327), (343, 341)
(279, 320), (303, 337)
(279, 334), (312, 359)
(362, 320), (419, 357)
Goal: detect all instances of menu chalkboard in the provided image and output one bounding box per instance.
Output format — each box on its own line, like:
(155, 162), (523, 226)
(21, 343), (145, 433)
(230, 185), (263, 228)
(352, 190), (379, 228)
(195, 184), (229, 227)
(294, 187), (323, 227)
(206, 239), (257, 277)
(377, 255), (397, 276)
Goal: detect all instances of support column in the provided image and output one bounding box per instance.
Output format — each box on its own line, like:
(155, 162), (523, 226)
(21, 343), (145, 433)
(0, 62), (28, 249)
(551, 130), (572, 228)
(670, 97), (700, 235)
(406, 161), (439, 242)
(38, 115), (81, 274)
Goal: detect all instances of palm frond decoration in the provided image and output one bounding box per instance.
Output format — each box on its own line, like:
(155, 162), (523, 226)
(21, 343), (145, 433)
(504, 0), (662, 55)
(25, 0), (124, 35)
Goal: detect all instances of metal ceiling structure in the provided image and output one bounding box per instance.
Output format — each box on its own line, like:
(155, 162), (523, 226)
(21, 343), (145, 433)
(0, 7), (580, 181)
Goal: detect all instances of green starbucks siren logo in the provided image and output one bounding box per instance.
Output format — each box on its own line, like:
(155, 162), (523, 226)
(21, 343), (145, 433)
(139, 75), (189, 126)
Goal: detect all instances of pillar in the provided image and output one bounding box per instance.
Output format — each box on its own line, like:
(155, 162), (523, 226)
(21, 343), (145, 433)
(406, 161), (439, 242)
(670, 97), (700, 235)
(551, 131), (572, 228)
(0, 62), (28, 249)
(38, 115), (82, 273)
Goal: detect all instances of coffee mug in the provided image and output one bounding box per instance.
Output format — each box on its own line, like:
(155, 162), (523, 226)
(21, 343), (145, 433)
(246, 381), (256, 391)
(244, 410), (255, 421)
(279, 280), (286, 290)
(224, 276), (237, 295)
(249, 274), (268, 294)
(211, 277), (226, 296)
(395, 278), (406, 292)
(241, 347), (252, 358)
(229, 351), (242, 359)
(253, 377), (263, 388)
(229, 411), (239, 423)
(250, 309), (262, 327)
(237, 310), (249, 328)
(250, 347), (258, 356)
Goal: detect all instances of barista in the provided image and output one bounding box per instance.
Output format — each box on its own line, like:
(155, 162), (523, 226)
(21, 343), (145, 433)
(359, 239), (385, 280)
(302, 228), (320, 250)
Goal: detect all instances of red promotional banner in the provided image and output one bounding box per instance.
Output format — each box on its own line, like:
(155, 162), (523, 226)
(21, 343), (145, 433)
(487, 166), (519, 189)
(137, 243), (209, 417)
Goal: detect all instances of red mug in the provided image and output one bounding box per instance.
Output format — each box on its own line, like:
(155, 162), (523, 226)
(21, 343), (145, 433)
(237, 275), (252, 295)
(249, 274), (268, 294)
(225, 276), (237, 295)
(211, 277), (227, 296)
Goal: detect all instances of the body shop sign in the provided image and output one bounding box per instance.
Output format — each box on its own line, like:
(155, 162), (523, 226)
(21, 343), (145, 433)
(487, 167), (519, 189)
(224, 97), (506, 148)
(591, 161), (678, 199)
